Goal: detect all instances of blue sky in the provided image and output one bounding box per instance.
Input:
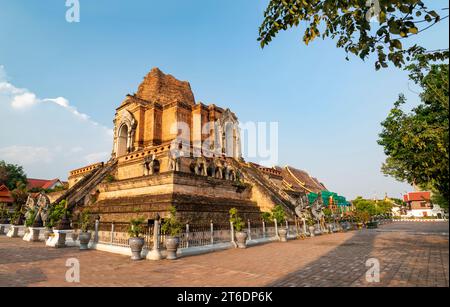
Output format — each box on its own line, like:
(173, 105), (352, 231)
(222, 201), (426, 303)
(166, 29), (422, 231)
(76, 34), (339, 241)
(0, 0), (448, 200)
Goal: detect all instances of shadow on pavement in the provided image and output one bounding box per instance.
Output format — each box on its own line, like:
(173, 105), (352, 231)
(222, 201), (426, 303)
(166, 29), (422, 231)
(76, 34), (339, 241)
(266, 230), (377, 287)
(266, 222), (449, 287)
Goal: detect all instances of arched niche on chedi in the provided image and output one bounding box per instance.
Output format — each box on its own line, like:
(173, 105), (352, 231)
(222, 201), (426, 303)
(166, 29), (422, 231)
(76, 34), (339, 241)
(215, 108), (242, 159)
(113, 109), (137, 157)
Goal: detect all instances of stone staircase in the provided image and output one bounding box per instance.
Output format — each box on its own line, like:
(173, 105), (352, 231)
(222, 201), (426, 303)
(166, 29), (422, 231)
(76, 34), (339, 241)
(53, 159), (118, 210)
(230, 159), (296, 216)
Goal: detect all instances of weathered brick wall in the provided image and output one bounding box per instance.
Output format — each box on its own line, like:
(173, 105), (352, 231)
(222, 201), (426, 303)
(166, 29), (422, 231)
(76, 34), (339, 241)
(136, 67), (195, 106)
(88, 172), (261, 224)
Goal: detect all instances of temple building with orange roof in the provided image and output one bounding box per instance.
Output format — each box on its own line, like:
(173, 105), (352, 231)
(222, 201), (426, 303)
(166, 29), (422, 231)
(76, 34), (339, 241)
(0, 184), (14, 212)
(403, 191), (446, 218)
(26, 178), (66, 191)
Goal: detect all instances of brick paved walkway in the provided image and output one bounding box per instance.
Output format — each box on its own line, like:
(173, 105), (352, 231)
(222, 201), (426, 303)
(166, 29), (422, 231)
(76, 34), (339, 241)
(0, 222), (448, 287)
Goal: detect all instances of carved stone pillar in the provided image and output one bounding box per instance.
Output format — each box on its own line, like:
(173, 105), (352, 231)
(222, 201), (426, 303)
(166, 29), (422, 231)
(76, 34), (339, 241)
(127, 131), (132, 153)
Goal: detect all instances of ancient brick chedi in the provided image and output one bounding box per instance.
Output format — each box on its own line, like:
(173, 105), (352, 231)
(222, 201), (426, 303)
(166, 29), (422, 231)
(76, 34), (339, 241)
(135, 67), (196, 106)
(61, 68), (328, 223)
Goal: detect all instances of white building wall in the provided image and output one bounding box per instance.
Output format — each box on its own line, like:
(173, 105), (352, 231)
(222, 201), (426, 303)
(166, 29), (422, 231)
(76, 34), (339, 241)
(405, 206), (445, 218)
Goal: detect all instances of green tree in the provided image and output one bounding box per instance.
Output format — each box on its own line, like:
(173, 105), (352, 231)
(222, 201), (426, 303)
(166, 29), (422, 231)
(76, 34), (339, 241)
(375, 200), (394, 215)
(10, 181), (28, 212)
(378, 64), (449, 203)
(258, 0), (448, 70)
(352, 197), (393, 217)
(355, 210), (371, 224)
(390, 197), (406, 207)
(431, 191), (448, 210)
(0, 160), (27, 191)
(353, 197), (378, 216)
(161, 206), (183, 237)
(271, 205), (286, 226)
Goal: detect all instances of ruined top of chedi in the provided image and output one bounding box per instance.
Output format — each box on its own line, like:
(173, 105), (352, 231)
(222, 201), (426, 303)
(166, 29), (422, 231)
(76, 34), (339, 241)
(135, 67), (196, 106)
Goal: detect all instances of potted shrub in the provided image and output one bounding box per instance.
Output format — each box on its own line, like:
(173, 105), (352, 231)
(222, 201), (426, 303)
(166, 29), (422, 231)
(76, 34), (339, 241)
(0, 206), (10, 235)
(49, 200), (71, 229)
(306, 218), (316, 237)
(229, 208), (247, 248)
(10, 208), (24, 226)
(0, 205), (9, 224)
(23, 209), (36, 239)
(128, 217), (145, 261)
(272, 205), (287, 242)
(161, 206), (183, 260)
(24, 209), (36, 228)
(44, 201), (65, 240)
(261, 212), (271, 223)
(44, 220), (54, 240)
(78, 210), (93, 250)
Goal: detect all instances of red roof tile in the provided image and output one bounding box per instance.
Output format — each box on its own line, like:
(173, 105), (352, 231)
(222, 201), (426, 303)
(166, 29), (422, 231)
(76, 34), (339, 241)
(26, 178), (62, 190)
(404, 191), (431, 202)
(0, 184), (14, 203)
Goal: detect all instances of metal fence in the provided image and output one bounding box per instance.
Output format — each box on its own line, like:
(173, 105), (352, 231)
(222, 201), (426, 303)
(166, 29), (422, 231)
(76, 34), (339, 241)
(95, 221), (158, 249)
(287, 220), (299, 237)
(211, 223), (232, 245)
(91, 219), (307, 250)
(265, 222), (277, 238)
(248, 220), (265, 240)
(97, 222), (131, 247)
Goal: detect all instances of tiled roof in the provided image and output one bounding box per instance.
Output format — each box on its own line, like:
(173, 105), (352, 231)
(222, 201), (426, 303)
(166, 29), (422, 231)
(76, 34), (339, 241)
(251, 163), (328, 194)
(269, 166), (327, 194)
(0, 184), (14, 203)
(276, 167), (306, 192)
(284, 166), (326, 193)
(311, 177), (327, 190)
(26, 178), (61, 190)
(404, 191), (431, 202)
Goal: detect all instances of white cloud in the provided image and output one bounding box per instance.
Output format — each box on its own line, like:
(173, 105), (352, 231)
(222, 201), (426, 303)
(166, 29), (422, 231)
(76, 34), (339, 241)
(0, 69), (110, 133)
(0, 65), (113, 180)
(43, 97), (91, 121)
(45, 97), (69, 108)
(0, 146), (54, 164)
(0, 82), (24, 95)
(11, 92), (38, 109)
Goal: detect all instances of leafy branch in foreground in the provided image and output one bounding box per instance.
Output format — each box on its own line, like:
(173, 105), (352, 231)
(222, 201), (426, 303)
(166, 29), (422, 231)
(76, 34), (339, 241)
(258, 0), (449, 70)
